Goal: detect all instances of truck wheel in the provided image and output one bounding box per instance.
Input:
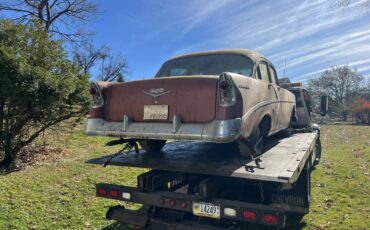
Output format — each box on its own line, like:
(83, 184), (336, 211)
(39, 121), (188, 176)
(139, 140), (166, 152)
(306, 161), (311, 205)
(238, 126), (264, 158)
(313, 138), (321, 166)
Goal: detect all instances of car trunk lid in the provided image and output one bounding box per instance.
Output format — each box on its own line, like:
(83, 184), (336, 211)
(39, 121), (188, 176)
(104, 76), (218, 123)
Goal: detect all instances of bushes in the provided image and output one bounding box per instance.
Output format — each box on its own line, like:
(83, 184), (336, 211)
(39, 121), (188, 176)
(353, 98), (370, 125)
(0, 20), (91, 167)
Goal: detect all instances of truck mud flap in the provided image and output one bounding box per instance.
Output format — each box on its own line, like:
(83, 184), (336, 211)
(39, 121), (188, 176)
(150, 218), (227, 230)
(106, 205), (149, 227)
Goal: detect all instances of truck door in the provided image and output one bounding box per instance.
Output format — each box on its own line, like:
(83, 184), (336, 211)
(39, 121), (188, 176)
(257, 61), (280, 132)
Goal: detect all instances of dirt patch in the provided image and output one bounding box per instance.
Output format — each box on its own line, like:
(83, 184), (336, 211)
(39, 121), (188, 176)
(0, 145), (64, 174)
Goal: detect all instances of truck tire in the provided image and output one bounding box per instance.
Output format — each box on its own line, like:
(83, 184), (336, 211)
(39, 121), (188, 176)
(306, 161), (311, 205)
(139, 140), (166, 152)
(238, 126), (264, 158)
(313, 138), (321, 166)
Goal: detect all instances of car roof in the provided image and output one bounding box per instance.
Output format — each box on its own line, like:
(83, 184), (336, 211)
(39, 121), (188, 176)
(167, 49), (265, 63)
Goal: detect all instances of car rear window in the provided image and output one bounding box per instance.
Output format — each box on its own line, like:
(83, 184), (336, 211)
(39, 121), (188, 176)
(156, 54), (253, 77)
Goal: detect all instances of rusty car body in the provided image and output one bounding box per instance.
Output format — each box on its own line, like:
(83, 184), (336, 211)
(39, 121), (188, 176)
(85, 49), (296, 157)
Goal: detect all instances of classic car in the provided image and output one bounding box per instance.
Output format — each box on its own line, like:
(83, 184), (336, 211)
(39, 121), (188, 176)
(86, 49), (296, 158)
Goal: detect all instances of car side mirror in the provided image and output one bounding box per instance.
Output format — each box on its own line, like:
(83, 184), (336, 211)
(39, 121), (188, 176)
(320, 95), (328, 116)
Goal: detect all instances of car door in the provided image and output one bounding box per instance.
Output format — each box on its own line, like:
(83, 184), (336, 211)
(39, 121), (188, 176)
(267, 64), (285, 129)
(256, 61), (280, 132)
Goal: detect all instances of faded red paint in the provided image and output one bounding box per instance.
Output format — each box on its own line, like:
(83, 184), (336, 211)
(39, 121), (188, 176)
(100, 76), (219, 123)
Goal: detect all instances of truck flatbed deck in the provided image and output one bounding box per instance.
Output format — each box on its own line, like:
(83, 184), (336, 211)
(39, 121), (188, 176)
(87, 131), (318, 184)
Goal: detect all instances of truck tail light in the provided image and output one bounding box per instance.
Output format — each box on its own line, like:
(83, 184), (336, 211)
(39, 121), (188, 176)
(180, 202), (188, 209)
(97, 188), (107, 197)
(243, 210), (257, 221)
(109, 189), (119, 198)
(170, 200), (176, 206)
(218, 73), (236, 107)
(262, 213), (278, 225)
(90, 82), (104, 108)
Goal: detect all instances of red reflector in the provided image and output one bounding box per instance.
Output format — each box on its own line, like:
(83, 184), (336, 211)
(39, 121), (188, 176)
(159, 198), (165, 205)
(219, 80), (229, 90)
(180, 202), (187, 209)
(89, 87), (97, 95)
(243, 210), (257, 221)
(263, 214), (278, 225)
(109, 190), (119, 198)
(170, 200), (176, 206)
(97, 188), (107, 197)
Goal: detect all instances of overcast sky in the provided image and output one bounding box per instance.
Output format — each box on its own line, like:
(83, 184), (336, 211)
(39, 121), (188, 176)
(89, 0), (370, 82)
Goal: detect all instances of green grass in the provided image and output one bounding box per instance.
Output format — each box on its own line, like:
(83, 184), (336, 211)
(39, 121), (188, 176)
(0, 124), (369, 229)
(301, 125), (370, 229)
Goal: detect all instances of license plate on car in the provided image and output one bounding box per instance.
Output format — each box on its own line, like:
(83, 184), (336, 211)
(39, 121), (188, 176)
(192, 202), (220, 219)
(143, 105), (168, 120)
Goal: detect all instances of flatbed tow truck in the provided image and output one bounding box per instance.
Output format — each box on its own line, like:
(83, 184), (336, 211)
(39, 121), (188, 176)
(86, 86), (328, 229)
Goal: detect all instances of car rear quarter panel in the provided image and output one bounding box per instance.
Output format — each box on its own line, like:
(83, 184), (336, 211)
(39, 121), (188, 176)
(229, 74), (285, 138)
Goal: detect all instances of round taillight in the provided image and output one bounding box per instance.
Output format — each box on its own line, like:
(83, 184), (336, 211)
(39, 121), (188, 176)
(89, 87), (97, 95)
(170, 200), (176, 206)
(180, 202), (187, 209)
(159, 198), (165, 205)
(219, 80), (229, 90)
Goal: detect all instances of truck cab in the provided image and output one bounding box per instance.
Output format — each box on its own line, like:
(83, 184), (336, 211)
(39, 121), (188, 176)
(290, 87), (313, 128)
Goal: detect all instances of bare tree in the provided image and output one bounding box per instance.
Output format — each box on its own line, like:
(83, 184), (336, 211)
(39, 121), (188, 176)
(308, 65), (365, 121)
(0, 0), (98, 40)
(73, 40), (108, 75)
(99, 53), (128, 82)
(73, 41), (128, 82)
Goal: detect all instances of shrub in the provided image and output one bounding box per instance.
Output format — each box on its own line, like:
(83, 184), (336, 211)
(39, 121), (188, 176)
(352, 98), (370, 125)
(0, 20), (91, 168)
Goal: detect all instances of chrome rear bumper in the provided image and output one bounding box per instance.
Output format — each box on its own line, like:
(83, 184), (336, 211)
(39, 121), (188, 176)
(85, 118), (241, 143)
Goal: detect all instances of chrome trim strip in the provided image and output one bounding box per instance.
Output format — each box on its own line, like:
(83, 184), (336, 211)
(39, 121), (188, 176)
(122, 114), (131, 131)
(241, 100), (295, 121)
(172, 115), (182, 133)
(85, 118), (241, 143)
(242, 100), (277, 121)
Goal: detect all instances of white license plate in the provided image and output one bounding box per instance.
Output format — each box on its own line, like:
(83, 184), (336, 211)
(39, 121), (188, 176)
(192, 202), (220, 219)
(143, 105), (168, 120)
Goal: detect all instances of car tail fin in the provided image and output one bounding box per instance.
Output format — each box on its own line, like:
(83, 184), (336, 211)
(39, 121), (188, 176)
(90, 82), (104, 108)
(218, 73), (236, 107)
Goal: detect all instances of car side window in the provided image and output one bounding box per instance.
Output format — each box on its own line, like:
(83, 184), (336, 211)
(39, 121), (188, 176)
(268, 65), (278, 85)
(258, 62), (271, 83)
(256, 67), (262, 80)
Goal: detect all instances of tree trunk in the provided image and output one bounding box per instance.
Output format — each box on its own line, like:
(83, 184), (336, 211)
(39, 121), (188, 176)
(0, 152), (13, 168)
(342, 112), (348, 121)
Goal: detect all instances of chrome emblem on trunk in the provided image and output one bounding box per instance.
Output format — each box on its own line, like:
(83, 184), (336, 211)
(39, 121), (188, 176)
(143, 88), (172, 98)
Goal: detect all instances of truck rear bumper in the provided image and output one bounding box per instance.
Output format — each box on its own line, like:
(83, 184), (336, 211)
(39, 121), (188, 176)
(106, 205), (228, 230)
(85, 118), (241, 143)
(98, 183), (287, 229)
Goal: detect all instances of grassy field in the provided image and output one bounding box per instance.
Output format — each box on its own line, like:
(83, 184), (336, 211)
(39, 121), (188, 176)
(0, 124), (369, 229)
